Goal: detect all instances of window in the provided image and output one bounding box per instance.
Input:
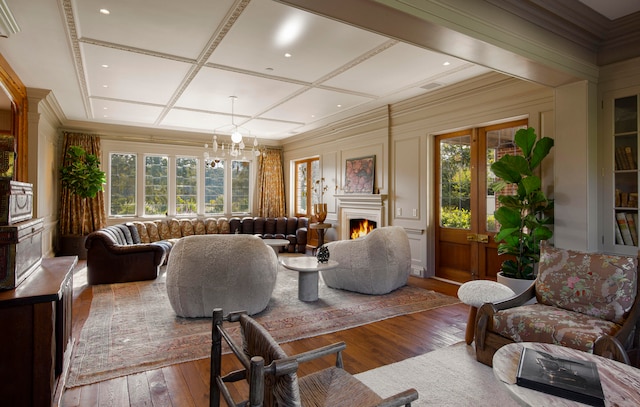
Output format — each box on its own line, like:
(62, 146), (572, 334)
(175, 157), (198, 215)
(109, 153), (137, 216)
(105, 143), (256, 217)
(204, 160), (225, 214)
(294, 157), (319, 216)
(145, 155), (168, 216)
(231, 160), (250, 213)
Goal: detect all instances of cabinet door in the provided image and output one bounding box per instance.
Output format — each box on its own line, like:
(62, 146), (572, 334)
(605, 91), (640, 255)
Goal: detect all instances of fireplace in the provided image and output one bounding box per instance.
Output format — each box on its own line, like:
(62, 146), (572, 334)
(349, 218), (376, 239)
(335, 194), (387, 240)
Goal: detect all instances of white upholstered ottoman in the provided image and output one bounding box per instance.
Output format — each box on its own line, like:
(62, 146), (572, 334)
(457, 280), (515, 344)
(166, 234), (278, 317)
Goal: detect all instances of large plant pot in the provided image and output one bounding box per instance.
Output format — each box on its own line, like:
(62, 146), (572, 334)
(58, 234), (88, 260)
(497, 271), (536, 304)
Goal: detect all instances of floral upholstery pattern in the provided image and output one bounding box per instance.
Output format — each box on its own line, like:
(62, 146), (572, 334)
(179, 219), (194, 236)
(218, 218), (230, 234)
(493, 304), (621, 352)
(192, 218), (206, 235)
(155, 220), (171, 240)
(145, 221), (161, 241)
(168, 219), (181, 238)
(205, 218), (218, 234)
(133, 221), (150, 243)
(535, 242), (637, 324)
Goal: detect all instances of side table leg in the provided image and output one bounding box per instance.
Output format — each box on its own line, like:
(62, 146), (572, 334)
(298, 271), (319, 302)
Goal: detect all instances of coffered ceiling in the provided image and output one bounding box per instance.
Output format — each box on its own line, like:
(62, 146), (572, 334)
(0, 0), (638, 143)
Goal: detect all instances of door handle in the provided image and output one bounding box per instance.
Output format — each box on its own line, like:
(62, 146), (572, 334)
(466, 233), (489, 243)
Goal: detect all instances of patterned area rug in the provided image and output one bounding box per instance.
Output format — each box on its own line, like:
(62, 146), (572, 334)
(67, 259), (459, 388)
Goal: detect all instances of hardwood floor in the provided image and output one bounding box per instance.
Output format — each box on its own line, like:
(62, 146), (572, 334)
(61, 264), (467, 407)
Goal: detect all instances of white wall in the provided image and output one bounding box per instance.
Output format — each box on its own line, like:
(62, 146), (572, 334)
(27, 88), (63, 258)
(283, 72), (555, 276)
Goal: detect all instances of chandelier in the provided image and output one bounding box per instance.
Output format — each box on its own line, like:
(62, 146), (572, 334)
(204, 96), (260, 168)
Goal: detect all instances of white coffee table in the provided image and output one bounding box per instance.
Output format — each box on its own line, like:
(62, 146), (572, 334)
(279, 256), (338, 301)
(263, 238), (290, 255)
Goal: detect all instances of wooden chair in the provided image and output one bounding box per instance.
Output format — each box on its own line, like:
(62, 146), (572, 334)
(475, 242), (640, 367)
(210, 308), (419, 407)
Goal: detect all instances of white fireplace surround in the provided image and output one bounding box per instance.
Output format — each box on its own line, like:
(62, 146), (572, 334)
(335, 194), (387, 240)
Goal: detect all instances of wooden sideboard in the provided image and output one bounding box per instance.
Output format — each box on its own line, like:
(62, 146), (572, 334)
(0, 256), (77, 407)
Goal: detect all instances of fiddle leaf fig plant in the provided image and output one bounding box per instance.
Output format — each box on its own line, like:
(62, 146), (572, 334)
(491, 127), (554, 280)
(60, 145), (106, 235)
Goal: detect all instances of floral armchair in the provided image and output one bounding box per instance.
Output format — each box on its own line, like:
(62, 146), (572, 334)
(475, 242), (640, 367)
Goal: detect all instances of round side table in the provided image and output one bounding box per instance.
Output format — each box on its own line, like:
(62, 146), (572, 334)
(457, 280), (515, 344)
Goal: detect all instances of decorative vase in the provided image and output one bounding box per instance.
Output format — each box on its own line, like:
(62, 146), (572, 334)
(314, 203), (328, 223)
(317, 245), (330, 263)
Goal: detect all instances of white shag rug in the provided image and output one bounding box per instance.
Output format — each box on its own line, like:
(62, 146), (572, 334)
(355, 342), (518, 406)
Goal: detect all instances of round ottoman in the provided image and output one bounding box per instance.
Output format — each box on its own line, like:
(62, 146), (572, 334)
(166, 234), (278, 317)
(457, 280), (515, 344)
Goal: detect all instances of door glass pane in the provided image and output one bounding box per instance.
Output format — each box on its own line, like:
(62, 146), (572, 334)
(296, 162), (308, 214)
(109, 153), (136, 216)
(440, 136), (471, 229)
(176, 157), (198, 215)
(145, 155), (168, 215)
(311, 159), (320, 205)
(204, 160), (224, 214)
(231, 160), (250, 213)
(485, 124), (527, 231)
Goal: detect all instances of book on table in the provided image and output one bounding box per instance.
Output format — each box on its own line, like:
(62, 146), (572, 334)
(516, 347), (605, 407)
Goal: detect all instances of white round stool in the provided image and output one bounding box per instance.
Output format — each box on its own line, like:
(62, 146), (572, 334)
(457, 280), (515, 345)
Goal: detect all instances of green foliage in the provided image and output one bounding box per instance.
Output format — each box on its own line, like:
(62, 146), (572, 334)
(441, 206), (471, 229)
(60, 146), (106, 199)
(491, 127), (554, 280)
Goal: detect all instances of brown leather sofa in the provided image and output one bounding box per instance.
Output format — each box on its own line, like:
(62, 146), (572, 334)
(85, 216), (308, 284)
(85, 224), (168, 285)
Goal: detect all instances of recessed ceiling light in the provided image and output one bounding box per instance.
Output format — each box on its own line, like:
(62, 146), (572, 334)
(265, 67), (274, 71)
(337, 104), (342, 108)
(102, 85), (108, 88)
(443, 61), (451, 66)
(101, 64), (109, 68)
(311, 115), (315, 118)
(99, 8), (110, 15)
(284, 53), (292, 58)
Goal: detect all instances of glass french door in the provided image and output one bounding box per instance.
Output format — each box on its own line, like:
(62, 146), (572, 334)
(435, 120), (527, 282)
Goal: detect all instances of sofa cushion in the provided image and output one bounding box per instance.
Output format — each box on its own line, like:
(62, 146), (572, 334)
(536, 243), (637, 324)
(180, 219), (195, 236)
(115, 224), (134, 244)
(168, 219), (181, 238)
(493, 303), (621, 353)
(205, 218), (218, 234)
(133, 221), (151, 243)
(126, 223), (142, 244)
(145, 221), (161, 242)
(192, 218), (206, 234)
(155, 220), (172, 240)
(218, 218), (230, 234)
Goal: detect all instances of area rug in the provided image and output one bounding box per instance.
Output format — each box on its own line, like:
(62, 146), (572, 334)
(66, 261), (460, 388)
(355, 342), (518, 406)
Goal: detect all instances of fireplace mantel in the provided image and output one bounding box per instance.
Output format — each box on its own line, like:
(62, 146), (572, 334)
(335, 194), (387, 240)
(334, 194), (387, 208)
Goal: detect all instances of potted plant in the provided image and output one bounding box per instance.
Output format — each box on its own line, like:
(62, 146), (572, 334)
(491, 127), (554, 288)
(59, 145), (106, 258)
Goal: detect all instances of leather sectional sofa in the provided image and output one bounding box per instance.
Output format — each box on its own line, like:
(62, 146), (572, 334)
(85, 216), (309, 285)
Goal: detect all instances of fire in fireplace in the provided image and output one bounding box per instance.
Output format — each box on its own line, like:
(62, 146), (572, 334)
(350, 218), (376, 239)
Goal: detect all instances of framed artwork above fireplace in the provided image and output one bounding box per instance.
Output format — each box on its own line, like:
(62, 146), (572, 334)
(344, 155), (375, 194)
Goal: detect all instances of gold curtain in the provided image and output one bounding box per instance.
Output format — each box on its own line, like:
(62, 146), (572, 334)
(59, 132), (107, 235)
(256, 148), (286, 217)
